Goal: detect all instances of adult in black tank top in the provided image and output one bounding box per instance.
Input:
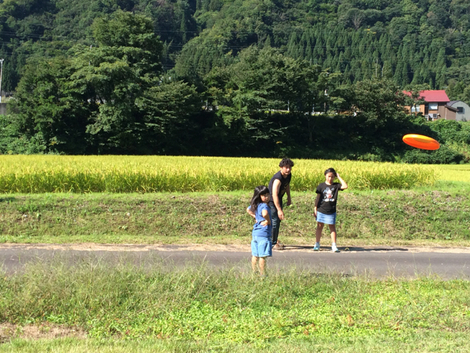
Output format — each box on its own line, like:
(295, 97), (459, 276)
(268, 158), (294, 250)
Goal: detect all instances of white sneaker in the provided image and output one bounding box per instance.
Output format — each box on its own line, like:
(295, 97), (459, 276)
(332, 246), (340, 253)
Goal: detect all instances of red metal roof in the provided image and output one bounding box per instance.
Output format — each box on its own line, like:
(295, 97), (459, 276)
(403, 90), (450, 102)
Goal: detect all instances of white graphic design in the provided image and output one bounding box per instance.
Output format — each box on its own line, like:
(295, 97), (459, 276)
(323, 187), (335, 202)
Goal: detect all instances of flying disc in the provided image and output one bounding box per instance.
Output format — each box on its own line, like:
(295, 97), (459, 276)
(402, 134), (440, 150)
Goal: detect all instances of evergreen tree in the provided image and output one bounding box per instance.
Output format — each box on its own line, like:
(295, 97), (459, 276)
(382, 60), (393, 79)
(401, 61), (410, 86)
(436, 64), (447, 88)
(394, 60), (404, 85)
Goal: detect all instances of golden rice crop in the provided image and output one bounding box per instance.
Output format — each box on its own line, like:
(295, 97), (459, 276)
(0, 155), (436, 193)
(432, 164), (470, 183)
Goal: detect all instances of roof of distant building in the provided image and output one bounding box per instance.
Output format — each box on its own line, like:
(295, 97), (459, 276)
(403, 90), (450, 102)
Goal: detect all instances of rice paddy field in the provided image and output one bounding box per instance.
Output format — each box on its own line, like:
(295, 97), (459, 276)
(0, 155), (440, 193)
(435, 164), (470, 182)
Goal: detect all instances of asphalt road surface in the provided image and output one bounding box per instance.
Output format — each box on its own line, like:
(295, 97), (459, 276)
(1, 244), (469, 279)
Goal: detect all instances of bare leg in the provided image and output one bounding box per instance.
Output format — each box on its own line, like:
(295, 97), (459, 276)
(316, 222), (324, 243)
(329, 224), (337, 243)
(259, 257), (266, 276)
(252, 256), (258, 272)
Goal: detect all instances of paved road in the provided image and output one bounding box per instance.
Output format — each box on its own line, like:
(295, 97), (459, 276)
(1, 244), (469, 279)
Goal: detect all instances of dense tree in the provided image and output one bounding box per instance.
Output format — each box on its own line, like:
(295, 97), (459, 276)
(7, 56), (90, 154)
(201, 46), (347, 156)
(63, 10), (163, 152)
(4, 10), (202, 155)
(205, 46), (338, 139)
(138, 77), (202, 154)
(348, 78), (410, 156)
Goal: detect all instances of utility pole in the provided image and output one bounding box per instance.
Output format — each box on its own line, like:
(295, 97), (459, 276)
(0, 59), (4, 103)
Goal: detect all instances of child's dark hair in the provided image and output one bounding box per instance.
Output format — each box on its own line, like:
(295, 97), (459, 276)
(324, 168), (337, 176)
(250, 185), (270, 214)
(279, 158), (294, 168)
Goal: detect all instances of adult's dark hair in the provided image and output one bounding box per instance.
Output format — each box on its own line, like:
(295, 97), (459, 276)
(324, 168), (337, 176)
(279, 158), (294, 168)
(250, 185), (270, 214)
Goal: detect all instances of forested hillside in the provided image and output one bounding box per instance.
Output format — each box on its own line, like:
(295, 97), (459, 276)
(2, 0), (470, 96)
(1, 0), (470, 161)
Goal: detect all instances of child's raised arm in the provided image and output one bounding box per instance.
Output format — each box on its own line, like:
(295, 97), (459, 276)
(337, 173), (348, 190)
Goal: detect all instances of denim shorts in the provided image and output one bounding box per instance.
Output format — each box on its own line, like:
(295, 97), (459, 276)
(251, 236), (272, 257)
(316, 211), (337, 225)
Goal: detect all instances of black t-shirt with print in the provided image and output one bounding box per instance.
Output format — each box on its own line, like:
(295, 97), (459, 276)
(316, 182), (342, 215)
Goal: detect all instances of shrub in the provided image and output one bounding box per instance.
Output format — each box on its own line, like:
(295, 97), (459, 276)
(402, 146), (465, 164)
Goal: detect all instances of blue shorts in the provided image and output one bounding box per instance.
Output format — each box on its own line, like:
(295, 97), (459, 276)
(251, 236), (272, 257)
(316, 211), (336, 225)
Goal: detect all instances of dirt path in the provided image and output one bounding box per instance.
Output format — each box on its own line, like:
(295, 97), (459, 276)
(1, 243), (470, 253)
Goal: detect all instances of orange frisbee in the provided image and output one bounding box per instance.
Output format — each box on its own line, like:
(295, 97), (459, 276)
(402, 134), (440, 150)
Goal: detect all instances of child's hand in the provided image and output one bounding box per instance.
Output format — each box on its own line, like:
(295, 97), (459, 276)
(260, 220), (269, 226)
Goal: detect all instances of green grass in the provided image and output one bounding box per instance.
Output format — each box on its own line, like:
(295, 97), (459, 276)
(1, 187), (470, 246)
(2, 332), (470, 352)
(0, 259), (469, 352)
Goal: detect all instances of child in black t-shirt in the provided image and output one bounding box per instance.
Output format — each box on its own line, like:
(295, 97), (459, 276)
(313, 168), (348, 252)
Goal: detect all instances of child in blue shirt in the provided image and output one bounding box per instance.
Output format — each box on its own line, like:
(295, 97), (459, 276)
(246, 185), (272, 276)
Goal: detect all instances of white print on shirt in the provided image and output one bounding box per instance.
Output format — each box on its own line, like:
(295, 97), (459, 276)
(323, 187), (335, 202)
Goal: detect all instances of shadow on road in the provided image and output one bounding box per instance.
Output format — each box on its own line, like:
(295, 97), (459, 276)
(283, 245), (409, 252)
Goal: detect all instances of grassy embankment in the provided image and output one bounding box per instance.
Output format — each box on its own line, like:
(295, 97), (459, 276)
(1, 185), (470, 246)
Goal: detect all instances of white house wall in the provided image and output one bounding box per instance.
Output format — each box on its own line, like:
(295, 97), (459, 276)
(449, 101), (470, 122)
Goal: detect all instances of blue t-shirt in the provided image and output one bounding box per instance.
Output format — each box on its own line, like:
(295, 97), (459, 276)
(250, 203), (272, 237)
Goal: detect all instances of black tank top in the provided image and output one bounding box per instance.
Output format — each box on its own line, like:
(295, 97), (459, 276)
(268, 171), (291, 208)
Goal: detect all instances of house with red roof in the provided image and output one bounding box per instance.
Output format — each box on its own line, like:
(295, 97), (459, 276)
(403, 90), (457, 121)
